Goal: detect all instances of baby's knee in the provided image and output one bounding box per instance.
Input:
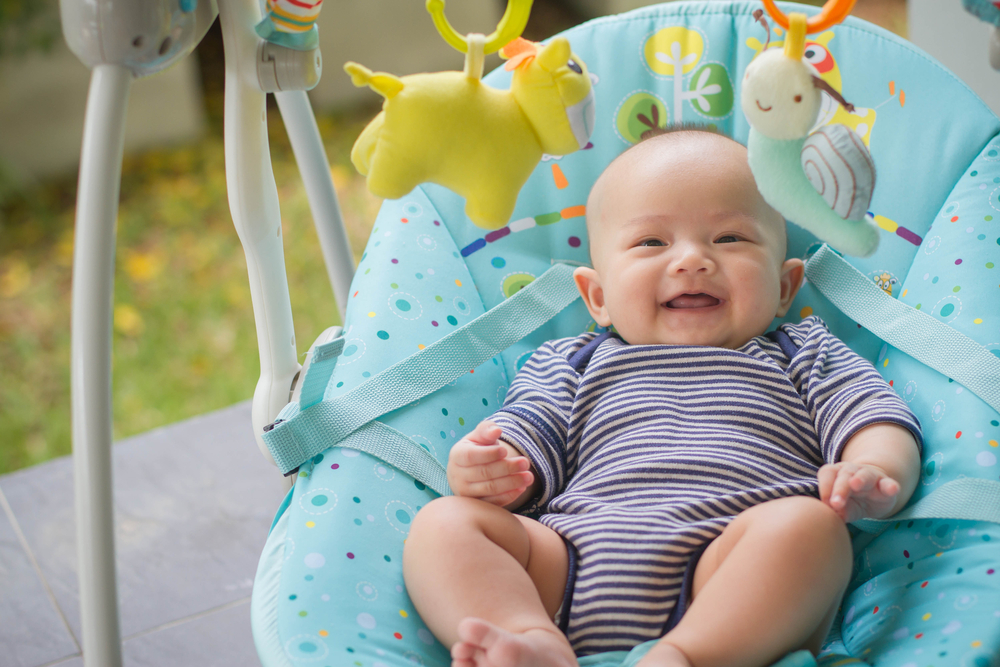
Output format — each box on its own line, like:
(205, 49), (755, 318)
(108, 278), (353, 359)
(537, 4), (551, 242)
(409, 496), (505, 543)
(408, 496), (532, 567)
(750, 496), (852, 562)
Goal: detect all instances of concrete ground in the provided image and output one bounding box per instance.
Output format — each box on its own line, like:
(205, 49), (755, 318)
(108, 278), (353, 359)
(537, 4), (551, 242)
(0, 401), (286, 667)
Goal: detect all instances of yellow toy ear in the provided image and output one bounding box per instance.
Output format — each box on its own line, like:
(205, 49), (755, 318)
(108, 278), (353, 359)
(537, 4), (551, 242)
(536, 37), (571, 72)
(345, 62), (405, 99)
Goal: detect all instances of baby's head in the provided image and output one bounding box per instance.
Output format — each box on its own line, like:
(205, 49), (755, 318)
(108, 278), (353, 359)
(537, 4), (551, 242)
(574, 127), (804, 349)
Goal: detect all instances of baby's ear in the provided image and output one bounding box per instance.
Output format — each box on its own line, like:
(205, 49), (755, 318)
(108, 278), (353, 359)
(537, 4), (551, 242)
(776, 258), (805, 317)
(573, 266), (612, 327)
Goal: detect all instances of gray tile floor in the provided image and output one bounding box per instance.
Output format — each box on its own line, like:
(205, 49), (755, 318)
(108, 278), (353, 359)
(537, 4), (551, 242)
(0, 401), (288, 667)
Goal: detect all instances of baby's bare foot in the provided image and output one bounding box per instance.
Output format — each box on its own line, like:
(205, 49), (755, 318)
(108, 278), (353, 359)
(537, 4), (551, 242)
(451, 617), (577, 667)
(635, 641), (693, 667)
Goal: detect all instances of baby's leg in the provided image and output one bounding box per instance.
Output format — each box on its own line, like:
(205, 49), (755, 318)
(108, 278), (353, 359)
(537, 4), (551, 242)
(403, 496), (577, 667)
(642, 496), (852, 667)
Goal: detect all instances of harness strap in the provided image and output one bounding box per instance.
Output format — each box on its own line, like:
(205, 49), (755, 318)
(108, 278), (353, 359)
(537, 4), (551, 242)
(263, 262), (581, 477)
(854, 477), (1000, 534)
(267, 244), (1000, 531)
(804, 245), (1000, 530)
(804, 244), (1000, 414)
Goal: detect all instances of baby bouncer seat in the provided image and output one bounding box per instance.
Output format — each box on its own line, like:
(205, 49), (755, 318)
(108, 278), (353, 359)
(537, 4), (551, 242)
(250, 2), (1000, 666)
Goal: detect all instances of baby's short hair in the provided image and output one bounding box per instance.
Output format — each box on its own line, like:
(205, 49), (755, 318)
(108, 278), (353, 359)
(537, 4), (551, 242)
(602, 123), (746, 183)
(637, 121), (732, 143)
(587, 124), (743, 237)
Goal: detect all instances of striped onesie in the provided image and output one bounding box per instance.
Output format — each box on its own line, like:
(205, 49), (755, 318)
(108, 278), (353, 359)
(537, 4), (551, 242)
(489, 316), (921, 655)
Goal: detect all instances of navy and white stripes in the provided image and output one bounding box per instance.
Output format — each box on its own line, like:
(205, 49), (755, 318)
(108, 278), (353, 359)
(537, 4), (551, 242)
(489, 316), (921, 654)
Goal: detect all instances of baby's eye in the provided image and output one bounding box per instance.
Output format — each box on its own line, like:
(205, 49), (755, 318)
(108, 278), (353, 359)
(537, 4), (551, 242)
(715, 235), (740, 243)
(639, 239), (665, 247)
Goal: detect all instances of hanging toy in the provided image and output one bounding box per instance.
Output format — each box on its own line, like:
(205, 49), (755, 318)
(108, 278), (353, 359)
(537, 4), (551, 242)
(255, 0), (323, 51)
(741, 0), (879, 257)
(344, 0), (595, 230)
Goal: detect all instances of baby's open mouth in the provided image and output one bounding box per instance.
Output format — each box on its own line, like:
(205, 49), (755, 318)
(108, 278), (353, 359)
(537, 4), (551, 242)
(664, 293), (721, 309)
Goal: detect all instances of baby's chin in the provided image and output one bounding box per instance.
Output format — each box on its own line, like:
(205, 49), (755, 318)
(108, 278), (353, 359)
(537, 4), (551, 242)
(621, 325), (761, 349)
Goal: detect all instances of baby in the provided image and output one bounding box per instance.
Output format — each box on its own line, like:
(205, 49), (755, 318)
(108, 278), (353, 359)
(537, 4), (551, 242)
(402, 128), (922, 667)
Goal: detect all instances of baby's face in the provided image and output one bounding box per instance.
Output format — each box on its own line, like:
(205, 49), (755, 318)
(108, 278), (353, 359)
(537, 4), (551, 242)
(574, 133), (804, 349)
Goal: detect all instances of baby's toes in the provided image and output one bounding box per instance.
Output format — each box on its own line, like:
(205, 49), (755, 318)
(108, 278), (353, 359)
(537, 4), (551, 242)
(452, 640), (479, 661)
(453, 655), (483, 667)
(457, 618), (521, 667)
(457, 617), (499, 648)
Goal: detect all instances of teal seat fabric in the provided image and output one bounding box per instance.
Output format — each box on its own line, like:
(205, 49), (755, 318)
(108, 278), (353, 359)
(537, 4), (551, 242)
(251, 2), (1000, 665)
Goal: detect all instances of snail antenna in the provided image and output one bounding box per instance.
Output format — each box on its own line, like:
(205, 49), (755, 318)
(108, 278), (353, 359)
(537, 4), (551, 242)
(753, 8), (771, 50)
(812, 75), (855, 113)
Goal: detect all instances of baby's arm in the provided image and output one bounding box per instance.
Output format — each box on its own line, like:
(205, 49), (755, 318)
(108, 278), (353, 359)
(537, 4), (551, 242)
(447, 421), (542, 511)
(818, 422), (920, 523)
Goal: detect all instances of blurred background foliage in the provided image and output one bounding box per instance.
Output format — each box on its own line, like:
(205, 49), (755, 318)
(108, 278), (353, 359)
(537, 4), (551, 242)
(0, 0), (588, 474)
(0, 0), (60, 58)
(0, 109), (382, 472)
(0, 0), (904, 474)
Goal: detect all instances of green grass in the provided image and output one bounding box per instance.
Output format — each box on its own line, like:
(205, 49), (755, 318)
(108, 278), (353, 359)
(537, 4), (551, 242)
(0, 107), (382, 474)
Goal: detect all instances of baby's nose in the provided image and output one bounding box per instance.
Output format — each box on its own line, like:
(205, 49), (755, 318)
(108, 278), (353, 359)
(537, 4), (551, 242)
(670, 245), (714, 273)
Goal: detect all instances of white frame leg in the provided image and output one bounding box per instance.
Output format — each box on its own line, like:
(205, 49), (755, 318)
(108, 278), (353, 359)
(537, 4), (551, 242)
(275, 90), (355, 320)
(71, 63), (130, 667)
(218, 0), (300, 463)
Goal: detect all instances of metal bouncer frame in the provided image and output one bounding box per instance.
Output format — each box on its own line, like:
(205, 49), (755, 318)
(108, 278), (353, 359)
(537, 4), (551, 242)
(63, 0), (352, 663)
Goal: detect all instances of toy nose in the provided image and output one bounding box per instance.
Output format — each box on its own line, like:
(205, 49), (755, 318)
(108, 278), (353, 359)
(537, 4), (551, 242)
(567, 89), (595, 149)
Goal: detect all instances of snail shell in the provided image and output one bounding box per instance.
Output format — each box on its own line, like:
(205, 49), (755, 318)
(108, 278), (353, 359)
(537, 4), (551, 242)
(800, 124), (876, 221)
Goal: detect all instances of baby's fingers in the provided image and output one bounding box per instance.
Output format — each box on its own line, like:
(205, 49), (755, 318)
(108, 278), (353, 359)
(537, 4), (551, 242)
(830, 464), (859, 509)
(452, 443), (507, 467)
(848, 466), (880, 495)
(878, 476), (900, 497)
(817, 464), (839, 503)
(480, 485), (529, 507)
(464, 471), (534, 498)
(466, 456), (530, 483)
(467, 421), (502, 446)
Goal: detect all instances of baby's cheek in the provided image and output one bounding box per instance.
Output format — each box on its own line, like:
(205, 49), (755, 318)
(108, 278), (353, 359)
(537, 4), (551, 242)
(610, 273), (659, 319)
(732, 270), (783, 326)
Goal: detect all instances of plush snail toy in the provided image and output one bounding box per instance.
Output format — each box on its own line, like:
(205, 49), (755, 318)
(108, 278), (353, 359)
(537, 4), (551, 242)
(741, 0), (879, 257)
(345, 0), (595, 230)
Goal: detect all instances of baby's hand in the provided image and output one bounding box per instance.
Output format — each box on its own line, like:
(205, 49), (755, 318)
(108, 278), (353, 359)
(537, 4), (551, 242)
(447, 421), (535, 507)
(818, 461), (901, 523)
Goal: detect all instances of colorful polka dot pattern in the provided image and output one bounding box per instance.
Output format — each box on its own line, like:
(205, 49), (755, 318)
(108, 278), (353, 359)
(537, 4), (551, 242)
(270, 188), (516, 667)
(820, 141), (1000, 665)
(874, 139), (1000, 502)
(273, 445), (452, 667)
(257, 6), (1000, 667)
(837, 521), (1000, 667)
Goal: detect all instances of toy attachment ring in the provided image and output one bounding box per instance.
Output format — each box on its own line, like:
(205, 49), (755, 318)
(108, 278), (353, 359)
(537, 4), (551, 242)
(464, 33), (487, 81)
(760, 0), (857, 33)
(426, 0), (533, 55)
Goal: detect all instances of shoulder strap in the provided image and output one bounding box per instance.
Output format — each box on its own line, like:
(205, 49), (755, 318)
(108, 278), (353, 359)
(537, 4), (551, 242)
(805, 244), (1000, 530)
(804, 244), (1000, 415)
(263, 262), (581, 480)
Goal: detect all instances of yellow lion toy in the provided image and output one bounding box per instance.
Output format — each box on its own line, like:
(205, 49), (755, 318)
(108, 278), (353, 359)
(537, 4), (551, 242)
(345, 0), (594, 230)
